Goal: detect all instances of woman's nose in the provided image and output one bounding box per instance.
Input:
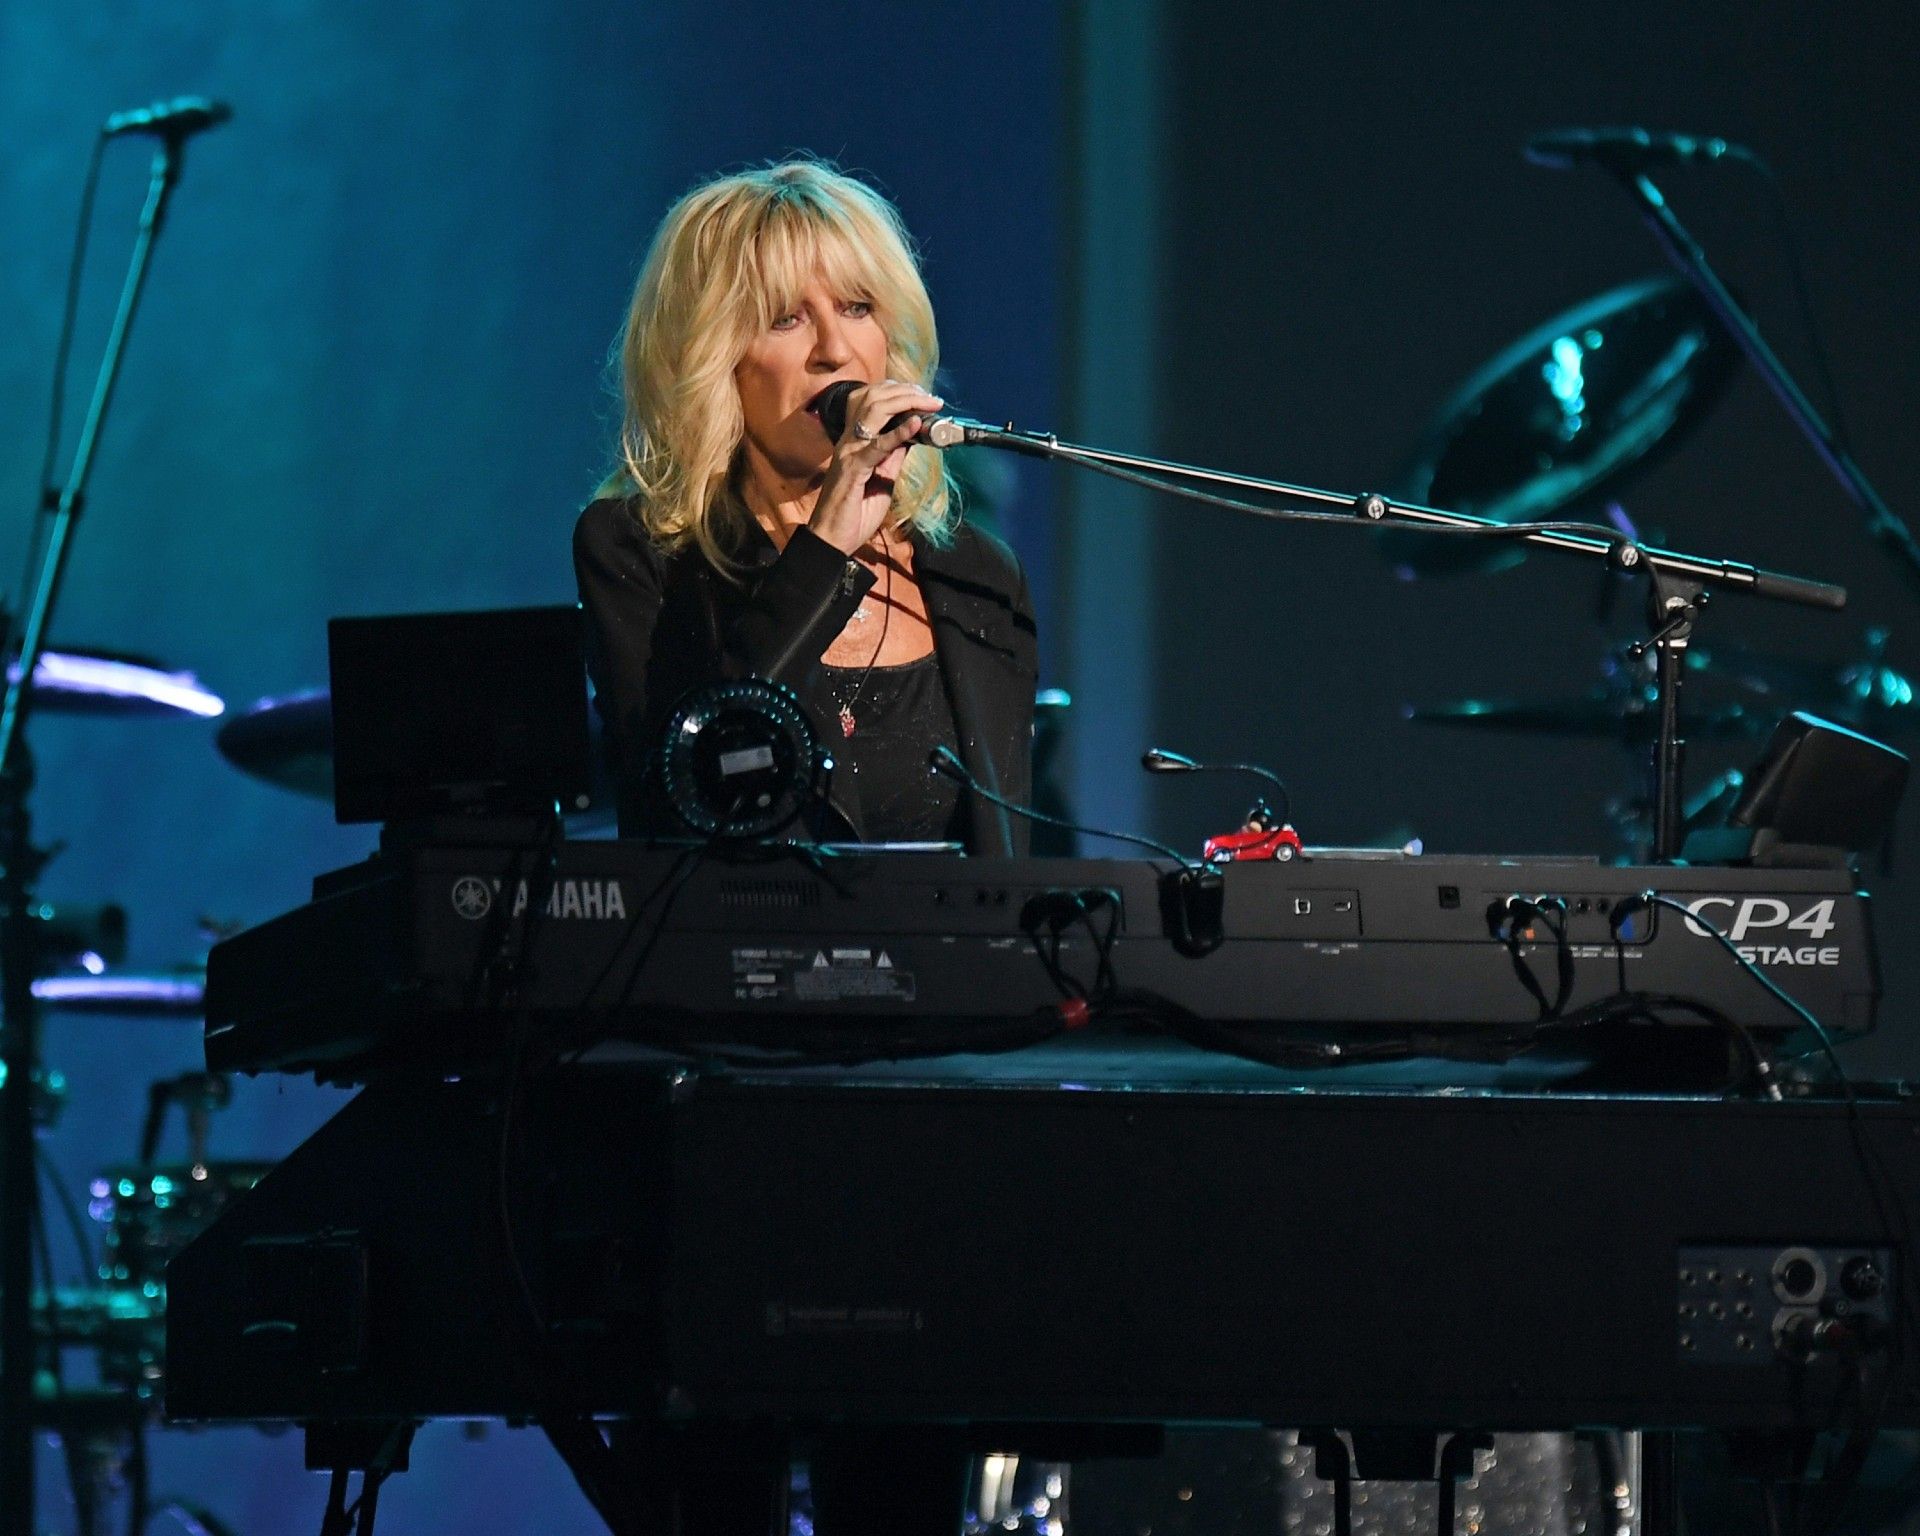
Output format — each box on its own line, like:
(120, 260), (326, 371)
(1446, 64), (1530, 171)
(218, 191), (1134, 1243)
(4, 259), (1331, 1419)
(811, 310), (854, 368)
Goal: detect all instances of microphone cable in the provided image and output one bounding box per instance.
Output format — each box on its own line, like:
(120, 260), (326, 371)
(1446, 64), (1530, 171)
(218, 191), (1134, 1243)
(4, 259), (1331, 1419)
(927, 744), (1197, 868)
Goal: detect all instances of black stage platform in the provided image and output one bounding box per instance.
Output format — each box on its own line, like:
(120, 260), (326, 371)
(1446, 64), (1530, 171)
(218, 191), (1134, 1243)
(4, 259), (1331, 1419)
(166, 1042), (1918, 1437)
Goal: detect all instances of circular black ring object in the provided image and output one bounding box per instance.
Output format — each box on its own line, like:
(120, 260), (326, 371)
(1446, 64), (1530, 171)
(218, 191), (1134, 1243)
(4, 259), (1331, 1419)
(659, 678), (822, 838)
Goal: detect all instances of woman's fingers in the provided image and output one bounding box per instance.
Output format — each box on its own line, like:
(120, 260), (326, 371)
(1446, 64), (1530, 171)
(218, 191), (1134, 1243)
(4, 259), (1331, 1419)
(871, 441), (912, 482)
(871, 413), (924, 454)
(841, 379), (943, 445)
(807, 383), (940, 552)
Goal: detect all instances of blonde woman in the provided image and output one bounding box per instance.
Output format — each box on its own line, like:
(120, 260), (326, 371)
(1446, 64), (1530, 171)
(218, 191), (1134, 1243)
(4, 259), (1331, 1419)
(574, 159), (1037, 852)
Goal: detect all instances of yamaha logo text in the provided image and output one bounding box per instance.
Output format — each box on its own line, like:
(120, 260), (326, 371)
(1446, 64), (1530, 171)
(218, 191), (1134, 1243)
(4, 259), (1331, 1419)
(450, 877), (628, 921)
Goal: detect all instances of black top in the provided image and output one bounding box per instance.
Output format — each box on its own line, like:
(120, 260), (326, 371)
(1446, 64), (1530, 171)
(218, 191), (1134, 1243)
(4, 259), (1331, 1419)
(572, 496), (1037, 853)
(820, 652), (966, 842)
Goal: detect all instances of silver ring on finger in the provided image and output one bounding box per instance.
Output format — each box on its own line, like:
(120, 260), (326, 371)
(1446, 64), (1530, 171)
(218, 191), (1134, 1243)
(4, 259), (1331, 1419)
(851, 420), (877, 442)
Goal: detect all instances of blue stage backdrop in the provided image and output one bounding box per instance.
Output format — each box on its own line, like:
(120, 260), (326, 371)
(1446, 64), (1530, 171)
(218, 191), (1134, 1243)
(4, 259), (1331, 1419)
(4, 0), (1919, 1530)
(0, 2), (1062, 1527)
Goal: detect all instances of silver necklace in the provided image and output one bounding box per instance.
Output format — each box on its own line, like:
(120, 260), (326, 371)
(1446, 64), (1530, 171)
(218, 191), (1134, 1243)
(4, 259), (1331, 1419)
(834, 549), (893, 737)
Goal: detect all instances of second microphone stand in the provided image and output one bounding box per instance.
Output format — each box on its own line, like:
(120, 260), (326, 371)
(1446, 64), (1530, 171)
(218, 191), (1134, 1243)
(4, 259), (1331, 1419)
(1609, 168), (1920, 604)
(0, 137), (188, 1536)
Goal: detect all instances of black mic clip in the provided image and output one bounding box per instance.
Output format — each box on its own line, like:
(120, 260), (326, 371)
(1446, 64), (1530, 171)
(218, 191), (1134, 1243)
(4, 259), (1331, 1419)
(1161, 866), (1225, 958)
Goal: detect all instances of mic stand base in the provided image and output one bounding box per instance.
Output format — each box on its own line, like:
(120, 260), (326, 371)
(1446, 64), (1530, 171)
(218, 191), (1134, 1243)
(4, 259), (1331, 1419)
(1630, 566), (1705, 864)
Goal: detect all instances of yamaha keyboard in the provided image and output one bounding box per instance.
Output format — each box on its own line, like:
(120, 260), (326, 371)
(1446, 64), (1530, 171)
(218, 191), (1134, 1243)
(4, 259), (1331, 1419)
(203, 835), (1879, 1082)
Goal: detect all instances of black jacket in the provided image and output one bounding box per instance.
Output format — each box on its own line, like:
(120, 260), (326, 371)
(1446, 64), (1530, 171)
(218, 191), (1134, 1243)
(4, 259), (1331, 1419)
(572, 496), (1037, 854)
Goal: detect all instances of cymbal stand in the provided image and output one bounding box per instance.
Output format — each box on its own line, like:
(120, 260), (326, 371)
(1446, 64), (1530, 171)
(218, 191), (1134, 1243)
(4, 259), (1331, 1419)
(957, 422), (1842, 863)
(1608, 170), (1920, 604)
(0, 135), (188, 1536)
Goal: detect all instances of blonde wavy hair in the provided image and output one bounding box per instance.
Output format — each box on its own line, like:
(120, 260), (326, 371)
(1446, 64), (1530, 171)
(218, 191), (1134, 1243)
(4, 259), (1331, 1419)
(600, 159), (955, 572)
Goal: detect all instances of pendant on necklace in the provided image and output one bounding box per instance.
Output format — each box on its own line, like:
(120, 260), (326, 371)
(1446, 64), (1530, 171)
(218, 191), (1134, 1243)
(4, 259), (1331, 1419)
(839, 705), (857, 738)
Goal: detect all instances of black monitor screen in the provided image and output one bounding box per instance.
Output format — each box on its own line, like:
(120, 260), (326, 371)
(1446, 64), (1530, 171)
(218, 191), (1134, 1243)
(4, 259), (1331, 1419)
(327, 605), (589, 824)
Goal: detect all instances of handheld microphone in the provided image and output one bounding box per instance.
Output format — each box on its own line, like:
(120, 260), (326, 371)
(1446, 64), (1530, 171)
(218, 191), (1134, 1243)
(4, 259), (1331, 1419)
(813, 379), (980, 450)
(1524, 126), (1754, 173)
(103, 97), (233, 141)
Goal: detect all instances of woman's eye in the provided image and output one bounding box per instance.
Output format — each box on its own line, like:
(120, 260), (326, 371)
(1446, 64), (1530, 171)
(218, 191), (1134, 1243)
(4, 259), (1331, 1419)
(842, 300), (873, 318)
(770, 312), (800, 331)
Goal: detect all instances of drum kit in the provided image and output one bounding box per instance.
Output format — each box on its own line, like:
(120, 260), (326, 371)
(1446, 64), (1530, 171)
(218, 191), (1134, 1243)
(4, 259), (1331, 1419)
(1382, 273), (1915, 857)
(10, 648), (255, 1532)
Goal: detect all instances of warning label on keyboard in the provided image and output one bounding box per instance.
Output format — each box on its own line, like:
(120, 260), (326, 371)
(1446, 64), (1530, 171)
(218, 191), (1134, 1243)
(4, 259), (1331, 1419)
(731, 945), (916, 1004)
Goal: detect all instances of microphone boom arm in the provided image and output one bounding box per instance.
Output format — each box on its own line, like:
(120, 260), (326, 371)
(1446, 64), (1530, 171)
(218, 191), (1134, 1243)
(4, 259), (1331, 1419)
(956, 421), (1846, 612)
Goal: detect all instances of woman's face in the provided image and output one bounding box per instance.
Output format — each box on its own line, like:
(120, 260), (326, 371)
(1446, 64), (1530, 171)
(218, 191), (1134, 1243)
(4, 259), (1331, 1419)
(734, 273), (889, 488)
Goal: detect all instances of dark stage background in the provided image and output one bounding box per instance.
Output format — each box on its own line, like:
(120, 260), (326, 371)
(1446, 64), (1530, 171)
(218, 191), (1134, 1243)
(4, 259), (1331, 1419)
(1130, 0), (1920, 1079)
(0, 0), (1916, 1530)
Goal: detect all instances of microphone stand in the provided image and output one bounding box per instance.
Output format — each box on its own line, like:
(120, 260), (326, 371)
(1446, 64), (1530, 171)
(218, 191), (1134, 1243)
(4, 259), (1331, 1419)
(955, 422), (1845, 862)
(0, 137), (187, 1536)
(1610, 169), (1920, 601)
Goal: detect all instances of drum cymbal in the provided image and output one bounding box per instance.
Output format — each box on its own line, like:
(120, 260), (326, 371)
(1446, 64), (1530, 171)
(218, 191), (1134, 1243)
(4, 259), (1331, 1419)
(1689, 630), (1919, 732)
(10, 646), (223, 718)
(33, 968), (206, 1016)
(214, 687), (333, 798)
(1403, 694), (1767, 743)
(1382, 274), (1739, 577)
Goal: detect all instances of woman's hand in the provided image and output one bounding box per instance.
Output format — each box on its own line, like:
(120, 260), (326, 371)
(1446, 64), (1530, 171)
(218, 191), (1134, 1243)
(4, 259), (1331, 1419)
(806, 378), (944, 554)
